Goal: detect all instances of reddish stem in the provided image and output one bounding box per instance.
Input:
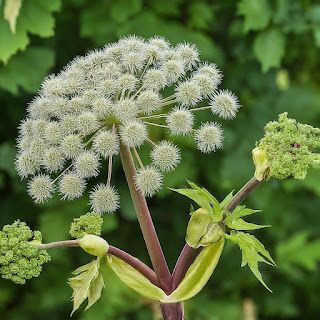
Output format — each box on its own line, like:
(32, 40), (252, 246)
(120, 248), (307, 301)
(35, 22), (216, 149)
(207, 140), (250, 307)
(119, 143), (172, 293)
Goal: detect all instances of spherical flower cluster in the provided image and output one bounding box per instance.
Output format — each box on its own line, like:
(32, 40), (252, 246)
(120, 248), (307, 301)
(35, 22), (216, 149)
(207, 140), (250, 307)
(69, 212), (103, 239)
(256, 112), (320, 180)
(16, 36), (241, 212)
(0, 220), (51, 284)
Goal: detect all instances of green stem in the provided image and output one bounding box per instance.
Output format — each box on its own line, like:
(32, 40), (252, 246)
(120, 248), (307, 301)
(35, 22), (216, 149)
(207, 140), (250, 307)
(171, 177), (263, 290)
(119, 143), (172, 292)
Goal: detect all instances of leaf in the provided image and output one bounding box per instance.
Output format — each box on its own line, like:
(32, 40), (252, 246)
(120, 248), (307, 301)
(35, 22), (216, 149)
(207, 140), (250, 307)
(169, 239), (225, 302)
(276, 231), (320, 273)
(170, 188), (212, 212)
(106, 254), (167, 302)
(219, 190), (234, 209)
(253, 28), (286, 72)
(4, 0), (22, 33)
(237, 0), (272, 32)
(228, 206), (262, 220)
(68, 258), (104, 315)
(0, 46), (54, 94)
(0, 0), (61, 63)
(85, 273), (105, 310)
(226, 232), (275, 292)
(226, 217), (270, 231)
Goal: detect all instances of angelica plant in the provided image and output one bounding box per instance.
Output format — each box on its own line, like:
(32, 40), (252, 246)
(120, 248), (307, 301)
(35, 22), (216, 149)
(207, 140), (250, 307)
(1, 36), (319, 320)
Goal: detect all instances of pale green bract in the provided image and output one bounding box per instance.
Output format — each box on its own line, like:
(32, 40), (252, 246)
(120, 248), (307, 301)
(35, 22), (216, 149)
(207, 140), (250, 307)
(68, 258), (105, 315)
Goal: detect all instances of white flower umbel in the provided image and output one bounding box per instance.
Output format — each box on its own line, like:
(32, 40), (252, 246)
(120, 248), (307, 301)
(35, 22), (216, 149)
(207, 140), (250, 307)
(135, 166), (163, 197)
(210, 90), (240, 119)
(89, 184), (119, 214)
(151, 141), (181, 172)
(166, 108), (194, 135)
(59, 173), (86, 200)
(120, 121), (148, 147)
(195, 122), (223, 153)
(28, 174), (54, 203)
(16, 36), (240, 212)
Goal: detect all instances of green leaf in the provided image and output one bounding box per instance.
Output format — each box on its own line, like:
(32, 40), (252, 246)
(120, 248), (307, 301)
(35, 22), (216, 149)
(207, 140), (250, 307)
(170, 188), (212, 212)
(253, 28), (286, 72)
(226, 232), (275, 291)
(4, 0), (22, 33)
(276, 231), (320, 273)
(228, 206), (262, 220)
(0, 0), (61, 63)
(68, 258), (104, 316)
(169, 239), (225, 302)
(220, 190), (234, 209)
(106, 254), (167, 302)
(226, 217), (270, 231)
(0, 46), (54, 94)
(237, 0), (272, 32)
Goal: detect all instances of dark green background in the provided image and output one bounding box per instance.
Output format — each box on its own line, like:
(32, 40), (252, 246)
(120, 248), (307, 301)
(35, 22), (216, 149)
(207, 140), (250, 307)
(0, 0), (320, 319)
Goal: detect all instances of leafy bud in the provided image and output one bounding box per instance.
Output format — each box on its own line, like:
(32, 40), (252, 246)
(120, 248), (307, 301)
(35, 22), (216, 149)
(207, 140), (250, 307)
(79, 234), (109, 257)
(252, 147), (270, 181)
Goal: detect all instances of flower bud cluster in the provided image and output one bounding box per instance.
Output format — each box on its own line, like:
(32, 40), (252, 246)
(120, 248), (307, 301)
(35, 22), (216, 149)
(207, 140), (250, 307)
(16, 36), (240, 212)
(0, 221), (50, 284)
(256, 112), (320, 179)
(70, 212), (103, 239)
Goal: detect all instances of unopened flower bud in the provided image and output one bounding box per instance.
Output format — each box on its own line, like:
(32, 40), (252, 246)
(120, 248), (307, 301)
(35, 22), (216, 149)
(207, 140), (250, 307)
(79, 234), (109, 257)
(252, 147), (270, 181)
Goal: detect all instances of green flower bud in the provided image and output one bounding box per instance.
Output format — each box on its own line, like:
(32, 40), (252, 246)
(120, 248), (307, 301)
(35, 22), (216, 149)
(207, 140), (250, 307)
(256, 113), (320, 180)
(70, 212), (103, 239)
(252, 147), (270, 181)
(0, 220), (51, 284)
(78, 234), (109, 257)
(186, 208), (225, 248)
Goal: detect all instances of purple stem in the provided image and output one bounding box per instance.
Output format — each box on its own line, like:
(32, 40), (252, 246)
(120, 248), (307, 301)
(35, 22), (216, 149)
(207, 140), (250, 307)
(119, 143), (172, 293)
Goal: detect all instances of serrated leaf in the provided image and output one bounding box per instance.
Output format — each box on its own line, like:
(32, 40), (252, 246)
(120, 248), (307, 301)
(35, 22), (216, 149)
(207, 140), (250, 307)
(4, 0), (22, 33)
(68, 258), (104, 316)
(0, 46), (54, 94)
(170, 188), (211, 211)
(106, 254), (167, 302)
(237, 0), (272, 32)
(253, 28), (285, 72)
(85, 273), (105, 310)
(0, 0), (61, 63)
(169, 239), (225, 302)
(226, 232), (275, 291)
(228, 206), (262, 220)
(226, 217), (270, 231)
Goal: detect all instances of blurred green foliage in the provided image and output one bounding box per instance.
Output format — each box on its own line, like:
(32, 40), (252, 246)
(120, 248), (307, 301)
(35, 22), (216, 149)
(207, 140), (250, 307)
(0, 0), (320, 319)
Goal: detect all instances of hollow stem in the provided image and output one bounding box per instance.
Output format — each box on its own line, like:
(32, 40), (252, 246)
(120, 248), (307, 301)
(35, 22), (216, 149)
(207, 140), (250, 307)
(171, 177), (263, 290)
(120, 143), (172, 292)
